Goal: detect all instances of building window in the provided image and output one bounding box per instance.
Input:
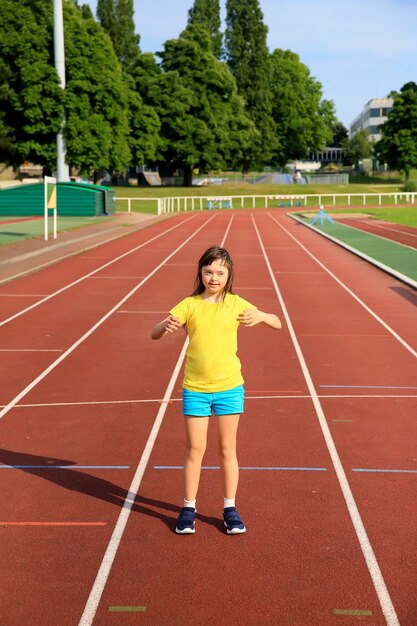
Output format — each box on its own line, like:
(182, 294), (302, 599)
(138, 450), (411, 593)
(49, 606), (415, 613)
(370, 108), (381, 117)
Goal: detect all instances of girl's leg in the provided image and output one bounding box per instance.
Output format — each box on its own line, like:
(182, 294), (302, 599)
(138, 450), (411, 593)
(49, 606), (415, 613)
(183, 416), (209, 502)
(216, 414), (240, 500)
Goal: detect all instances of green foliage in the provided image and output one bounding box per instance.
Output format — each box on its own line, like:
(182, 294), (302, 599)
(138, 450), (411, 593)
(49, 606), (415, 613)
(151, 24), (255, 184)
(96, 0), (140, 68)
(331, 121), (348, 147)
(342, 129), (373, 166)
(403, 180), (417, 192)
(224, 0), (276, 169)
(63, 2), (131, 174)
(376, 82), (417, 180)
(269, 49), (336, 165)
(0, 0), (63, 167)
(187, 0), (222, 58)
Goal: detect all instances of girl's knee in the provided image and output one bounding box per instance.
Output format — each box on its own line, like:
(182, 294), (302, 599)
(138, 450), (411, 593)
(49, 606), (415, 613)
(186, 442), (206, 462)
(218, 442), (237, 462)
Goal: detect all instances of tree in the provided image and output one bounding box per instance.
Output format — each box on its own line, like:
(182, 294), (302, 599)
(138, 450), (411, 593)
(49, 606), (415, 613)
(342, 129), (373, 168)
(151, 24), (255, 185)
(96, 0), (140, 69)
(224, 0), (276, 170)
(331, 121), (348, 147)
(187, 0), (222, 58)
(269, 49), (336, 165)
(375, 82), (417, 180)
(63, 1), (131, 177)
(0, 0), (63, 167)
(0, 59), (15, 160)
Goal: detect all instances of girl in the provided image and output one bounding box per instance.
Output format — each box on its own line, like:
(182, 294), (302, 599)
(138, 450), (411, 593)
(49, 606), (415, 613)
(151, 246), (281, 534)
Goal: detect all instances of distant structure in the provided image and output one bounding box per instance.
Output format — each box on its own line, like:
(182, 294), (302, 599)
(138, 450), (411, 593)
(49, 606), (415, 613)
(349, 97), (393, 142)
(310, 147), (344, 164)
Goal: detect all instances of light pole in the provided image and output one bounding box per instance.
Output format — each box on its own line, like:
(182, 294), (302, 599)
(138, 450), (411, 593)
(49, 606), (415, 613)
(53, 0), (70, 181)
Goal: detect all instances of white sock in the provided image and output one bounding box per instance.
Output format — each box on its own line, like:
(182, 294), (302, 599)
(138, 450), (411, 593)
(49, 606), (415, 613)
(184, 499), (196, 509)
(224, 497), (235, 509)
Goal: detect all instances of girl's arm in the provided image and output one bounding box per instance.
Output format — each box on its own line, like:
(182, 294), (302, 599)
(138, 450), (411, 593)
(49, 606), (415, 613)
(151, 315), (182, 340)
(237, 309), (282, 330)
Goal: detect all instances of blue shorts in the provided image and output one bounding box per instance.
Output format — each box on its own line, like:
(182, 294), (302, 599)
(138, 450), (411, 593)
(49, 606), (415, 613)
(182, 385), (245, 417)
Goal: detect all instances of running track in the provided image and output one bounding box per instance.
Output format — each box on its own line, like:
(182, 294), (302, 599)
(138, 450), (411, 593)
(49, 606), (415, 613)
(336, 217), (417, 250)
(0, 210), (416, 626)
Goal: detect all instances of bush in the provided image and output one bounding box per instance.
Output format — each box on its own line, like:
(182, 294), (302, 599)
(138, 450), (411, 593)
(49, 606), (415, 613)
(403, 180), (417, 192)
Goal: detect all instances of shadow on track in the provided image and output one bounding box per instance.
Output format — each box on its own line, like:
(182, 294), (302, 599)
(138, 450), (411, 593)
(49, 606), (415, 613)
(0, 447), (224, 533)
(390, 286), (417, 307)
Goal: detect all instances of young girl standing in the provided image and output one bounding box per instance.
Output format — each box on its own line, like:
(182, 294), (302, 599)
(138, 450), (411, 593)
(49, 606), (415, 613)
(151, 246), (281, 534)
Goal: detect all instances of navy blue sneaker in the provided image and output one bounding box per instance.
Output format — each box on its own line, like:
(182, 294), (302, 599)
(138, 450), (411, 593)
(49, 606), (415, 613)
(223, 506), (246, 534)
(175, 507), (196, 534)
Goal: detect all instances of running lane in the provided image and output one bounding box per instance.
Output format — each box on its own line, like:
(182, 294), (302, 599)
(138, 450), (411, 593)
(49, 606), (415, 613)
(336, 217), (417, 249)
(79, 211), (414, 626)
(0, 210), (415, 625)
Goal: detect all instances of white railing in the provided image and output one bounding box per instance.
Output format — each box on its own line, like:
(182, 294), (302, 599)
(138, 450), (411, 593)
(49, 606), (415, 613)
(116, 193), (417, 215)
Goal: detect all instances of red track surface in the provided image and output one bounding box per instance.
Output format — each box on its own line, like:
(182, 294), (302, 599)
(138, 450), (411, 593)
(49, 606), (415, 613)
(0, 210), (416, 626)
(336, 217), (417, 249)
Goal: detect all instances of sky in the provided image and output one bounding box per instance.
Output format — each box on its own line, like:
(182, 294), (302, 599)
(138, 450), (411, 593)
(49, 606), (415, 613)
(84, 0), (417, 129)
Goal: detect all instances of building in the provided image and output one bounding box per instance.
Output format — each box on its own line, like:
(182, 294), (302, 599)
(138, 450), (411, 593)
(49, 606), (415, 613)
(310, 147), (344, 164)
(349, 97), (393, 142)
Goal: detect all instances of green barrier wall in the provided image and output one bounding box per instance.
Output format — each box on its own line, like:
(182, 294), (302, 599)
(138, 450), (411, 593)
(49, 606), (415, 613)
(0, 182), (115, 216)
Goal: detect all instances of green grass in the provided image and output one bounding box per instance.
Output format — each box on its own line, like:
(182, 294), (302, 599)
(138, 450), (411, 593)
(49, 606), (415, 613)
(292, 215), (417, 282)
(0, 216), (106, 247)
(114, 181), (404, 199)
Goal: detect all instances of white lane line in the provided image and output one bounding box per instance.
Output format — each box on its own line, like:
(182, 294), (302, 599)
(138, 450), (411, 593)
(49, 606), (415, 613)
(78, 214), (235, 625)
(0, 214), (198, 327)
(252, 214), (400, 626)
(0, 214), (216, 424)
(347, 220), (417, 242)
(0, 227), (124, 264)
(78, 340), (188, 626)
(5, 393), (416, 411)
(268, 213), (417, 360)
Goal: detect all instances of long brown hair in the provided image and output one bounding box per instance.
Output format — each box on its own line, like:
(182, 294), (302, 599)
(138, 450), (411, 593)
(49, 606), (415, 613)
(191, 246), (234, 299)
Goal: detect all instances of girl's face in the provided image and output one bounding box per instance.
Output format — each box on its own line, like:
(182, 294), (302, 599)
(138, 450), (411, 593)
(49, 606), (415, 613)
(201, 259), (229, 298)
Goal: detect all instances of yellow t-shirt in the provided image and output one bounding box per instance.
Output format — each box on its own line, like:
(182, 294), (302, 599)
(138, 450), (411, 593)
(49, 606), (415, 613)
(169, 293), (256, 392)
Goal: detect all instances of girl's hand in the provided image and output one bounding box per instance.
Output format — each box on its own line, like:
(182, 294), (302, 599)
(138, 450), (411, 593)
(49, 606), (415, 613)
(237, 309), (262, 327)
(151, 315), (182, 339)
(237, 309), (282, 330)
(164, 315), (182, 333)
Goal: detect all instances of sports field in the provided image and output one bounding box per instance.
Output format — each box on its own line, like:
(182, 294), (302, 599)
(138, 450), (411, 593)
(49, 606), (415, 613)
(0, 208), (416, 625)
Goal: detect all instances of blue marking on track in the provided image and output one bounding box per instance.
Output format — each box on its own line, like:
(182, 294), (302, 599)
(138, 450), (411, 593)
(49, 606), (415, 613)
(320, 384), (417, 389)
(352, 468), (417, 474)
(153, 465), (327, 471)
(0, 465), (130, 469)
